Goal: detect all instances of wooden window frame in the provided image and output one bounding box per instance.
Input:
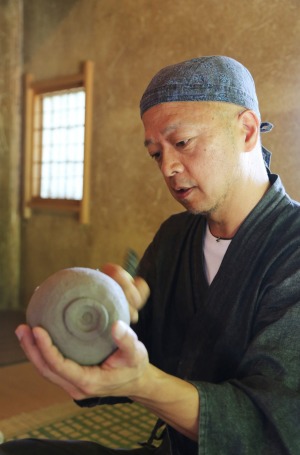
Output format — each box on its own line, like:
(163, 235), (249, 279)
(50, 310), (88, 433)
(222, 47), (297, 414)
(23, 61), (94, 224)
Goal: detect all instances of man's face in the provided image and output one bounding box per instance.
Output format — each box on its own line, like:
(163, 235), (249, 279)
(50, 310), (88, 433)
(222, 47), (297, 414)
(142, 101), (245, 216)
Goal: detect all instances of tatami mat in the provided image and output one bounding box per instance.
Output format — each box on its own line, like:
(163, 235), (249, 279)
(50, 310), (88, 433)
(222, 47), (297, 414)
(0, 401), (157, 449)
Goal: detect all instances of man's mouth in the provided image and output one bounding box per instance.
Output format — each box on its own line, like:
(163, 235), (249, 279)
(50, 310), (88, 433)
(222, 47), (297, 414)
(173, 186), (193, 199)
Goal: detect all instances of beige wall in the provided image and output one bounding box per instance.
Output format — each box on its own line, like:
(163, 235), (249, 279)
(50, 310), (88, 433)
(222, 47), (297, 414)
(0, 0), (22, 309)
(2, 0), (300, 308)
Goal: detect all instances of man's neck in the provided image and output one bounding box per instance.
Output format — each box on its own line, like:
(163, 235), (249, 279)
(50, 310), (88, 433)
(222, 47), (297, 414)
(207, 178), (271, 239)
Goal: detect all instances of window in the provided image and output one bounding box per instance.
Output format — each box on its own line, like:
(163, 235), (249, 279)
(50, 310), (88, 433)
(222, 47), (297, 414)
(23, 61), (94, 224)
(35, 89), (85, 200)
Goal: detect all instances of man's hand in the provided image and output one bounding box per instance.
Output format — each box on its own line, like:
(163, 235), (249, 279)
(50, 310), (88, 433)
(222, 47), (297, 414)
(15, 320), (199, 442)
(102, 263), (150, 323)
(15, 320), (149, 401)
(16, 268), (199, 441)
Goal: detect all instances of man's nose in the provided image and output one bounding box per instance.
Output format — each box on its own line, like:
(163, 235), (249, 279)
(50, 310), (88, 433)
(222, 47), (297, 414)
(160, 149), (184, 177)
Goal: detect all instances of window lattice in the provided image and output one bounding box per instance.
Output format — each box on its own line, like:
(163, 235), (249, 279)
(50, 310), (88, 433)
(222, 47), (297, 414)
(32, 88), (86, 200)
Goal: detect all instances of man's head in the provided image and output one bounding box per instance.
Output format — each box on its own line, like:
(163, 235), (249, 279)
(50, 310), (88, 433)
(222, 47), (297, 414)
(140, 56), (272, 167)
(140, 57), (272, 220)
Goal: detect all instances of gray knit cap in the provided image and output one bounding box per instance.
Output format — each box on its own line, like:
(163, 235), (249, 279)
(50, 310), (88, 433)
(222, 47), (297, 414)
(140, 56), (273, 166)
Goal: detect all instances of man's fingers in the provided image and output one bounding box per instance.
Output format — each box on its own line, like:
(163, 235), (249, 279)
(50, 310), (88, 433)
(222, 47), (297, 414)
(102, 263), (150, 322)
(105, 320), (148, 369)
(133, 276), (150, 309)
(15, 324), (49, 370)
(32, 327), (87, 381)
(15, 324), (88, 399)
(101, 263), (132, 283)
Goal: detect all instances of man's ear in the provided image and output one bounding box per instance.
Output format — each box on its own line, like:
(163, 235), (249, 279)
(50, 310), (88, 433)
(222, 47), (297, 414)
(238, 109), (260, 152)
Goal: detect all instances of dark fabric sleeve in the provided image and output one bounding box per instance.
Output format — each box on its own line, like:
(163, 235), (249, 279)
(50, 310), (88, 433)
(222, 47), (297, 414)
(74, 396), (132, 408)
(193, 264), (300, 455)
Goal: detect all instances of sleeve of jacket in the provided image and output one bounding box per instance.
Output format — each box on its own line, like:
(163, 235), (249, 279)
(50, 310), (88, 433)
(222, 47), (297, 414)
(193, 251), (300, 455)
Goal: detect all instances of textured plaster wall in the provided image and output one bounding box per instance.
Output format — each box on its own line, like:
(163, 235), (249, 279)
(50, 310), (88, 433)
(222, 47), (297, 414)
(0, 0), (22, 309)
(17, 0), (300, 306)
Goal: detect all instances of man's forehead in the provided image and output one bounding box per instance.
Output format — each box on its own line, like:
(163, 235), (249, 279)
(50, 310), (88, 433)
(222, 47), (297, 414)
(142, 101), (240, 127)
(143, 102), (224, 147)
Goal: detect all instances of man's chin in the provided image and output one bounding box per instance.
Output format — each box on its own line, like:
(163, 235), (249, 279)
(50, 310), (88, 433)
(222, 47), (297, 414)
(178, 200), (210, 216)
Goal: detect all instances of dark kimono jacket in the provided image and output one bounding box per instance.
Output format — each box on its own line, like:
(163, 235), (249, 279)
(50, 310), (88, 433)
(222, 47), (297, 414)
(78, 173), (300, 454)
(135, 173), (300, 455)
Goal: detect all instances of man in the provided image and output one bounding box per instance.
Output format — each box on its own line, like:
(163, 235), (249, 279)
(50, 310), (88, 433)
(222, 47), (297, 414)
(2, 56), (300, 454)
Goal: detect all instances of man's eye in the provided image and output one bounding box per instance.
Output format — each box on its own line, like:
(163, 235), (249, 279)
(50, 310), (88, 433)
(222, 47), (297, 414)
(176, 139), (190, 148)
(150, 152), (161, 162)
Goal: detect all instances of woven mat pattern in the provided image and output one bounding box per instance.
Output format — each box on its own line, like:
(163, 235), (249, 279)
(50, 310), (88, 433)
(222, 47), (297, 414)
(0, 402), (157, 449)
